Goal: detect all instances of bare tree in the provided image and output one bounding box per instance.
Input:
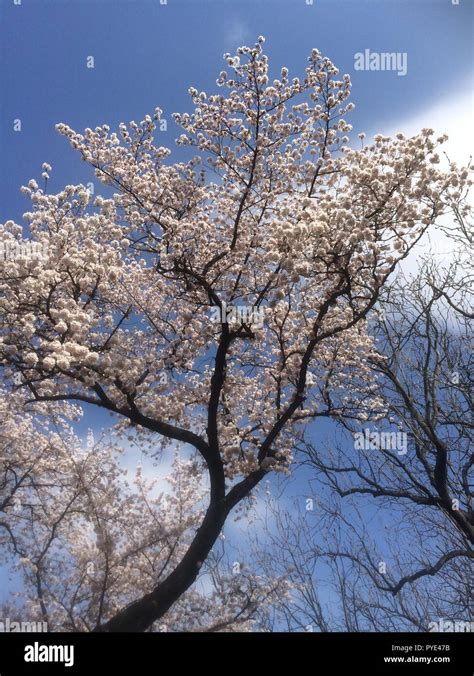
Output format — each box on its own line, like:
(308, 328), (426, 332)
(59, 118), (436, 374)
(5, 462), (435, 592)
(253, 214), (473, 630)
(251, 489), (473, 631)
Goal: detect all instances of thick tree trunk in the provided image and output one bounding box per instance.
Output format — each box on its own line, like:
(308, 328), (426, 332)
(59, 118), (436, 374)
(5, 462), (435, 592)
(94, 500), (227, 632)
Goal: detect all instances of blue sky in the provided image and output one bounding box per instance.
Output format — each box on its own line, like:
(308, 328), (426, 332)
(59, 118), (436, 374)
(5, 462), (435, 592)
(0, 0), (473, 621)
(1, 0), (472, 224)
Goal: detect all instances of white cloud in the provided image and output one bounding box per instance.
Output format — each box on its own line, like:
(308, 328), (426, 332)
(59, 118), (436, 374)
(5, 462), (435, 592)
(380, 90), (473, 166)
(223, 18), (250, 49)
(367, 91), (473, 275)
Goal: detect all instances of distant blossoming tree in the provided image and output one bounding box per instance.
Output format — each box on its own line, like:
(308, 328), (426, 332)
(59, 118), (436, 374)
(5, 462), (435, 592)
(0, 37), (469, 631)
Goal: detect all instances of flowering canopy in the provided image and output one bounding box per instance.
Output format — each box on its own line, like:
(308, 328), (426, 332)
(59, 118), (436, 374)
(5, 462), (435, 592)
(0, 388), (286, 631)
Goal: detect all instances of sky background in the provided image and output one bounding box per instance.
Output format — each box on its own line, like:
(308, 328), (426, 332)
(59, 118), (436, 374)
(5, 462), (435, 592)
(0, 0), (473, 622)
(1, 0), (473, 224)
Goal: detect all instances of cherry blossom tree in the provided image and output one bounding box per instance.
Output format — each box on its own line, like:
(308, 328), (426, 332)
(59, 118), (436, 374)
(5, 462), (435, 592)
(0, 388), (286, 631)
(0, 37), (469, 631)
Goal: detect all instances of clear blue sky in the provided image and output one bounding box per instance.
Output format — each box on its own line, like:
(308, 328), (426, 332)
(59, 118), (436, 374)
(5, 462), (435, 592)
(0, 0), (472, 619)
